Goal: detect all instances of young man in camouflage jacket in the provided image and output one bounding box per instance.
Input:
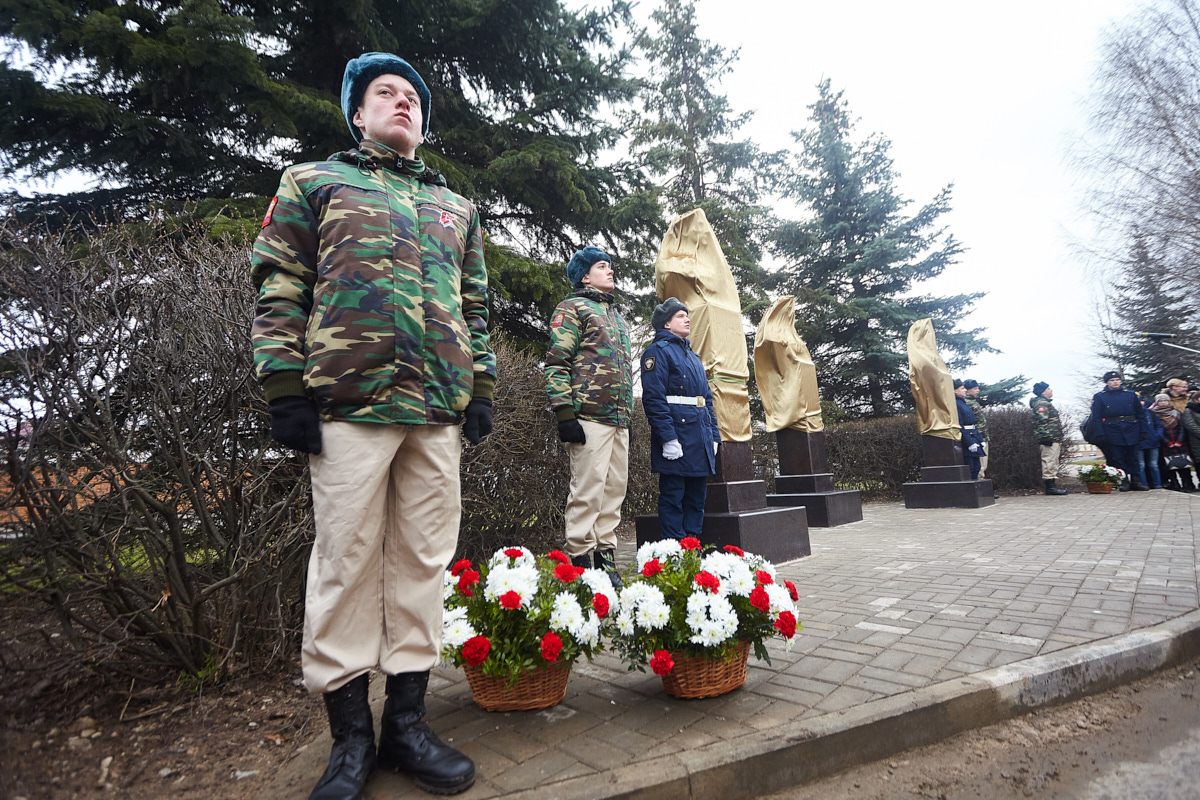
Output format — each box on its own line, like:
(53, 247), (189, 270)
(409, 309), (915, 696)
(1030, 382), (1067, 495)
(544, 247), (633, 587)
(252, 52), (489, 799)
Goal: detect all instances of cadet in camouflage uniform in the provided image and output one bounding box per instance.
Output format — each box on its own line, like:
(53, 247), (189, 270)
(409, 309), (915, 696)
(251, 52), (486, 799)
(544, 247), (632, 588)
(963, 379), (990, 478)
(1030, 382), (1067, 495)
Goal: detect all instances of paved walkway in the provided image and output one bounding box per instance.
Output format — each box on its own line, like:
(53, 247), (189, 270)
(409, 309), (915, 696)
(267, 490), (1200, 799)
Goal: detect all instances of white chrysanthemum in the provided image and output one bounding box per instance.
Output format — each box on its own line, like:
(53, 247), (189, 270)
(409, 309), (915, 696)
(636, 538), (682, 569)
(577, 611), (601, 647)
(638, 597), (671, 629)
(488, 546), (535, 570)
(580, 569), (619, 607)
(684, 591), (737, 644)
(550, 592), (586, 636)
(483, 563), (539, 606)
(443, 570), (458, 600)
(765, 584), (795, 615)
(701, 552), (755, 597)
(616, 610), (635, 636)
(618, 581), (662, 608)
(441, 609), (477, 650)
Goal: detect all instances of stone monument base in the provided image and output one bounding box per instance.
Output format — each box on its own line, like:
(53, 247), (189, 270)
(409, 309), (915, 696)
(765, 465), (864, 528)
(634, 442), (811, 564)
(902, 436), (995, 509)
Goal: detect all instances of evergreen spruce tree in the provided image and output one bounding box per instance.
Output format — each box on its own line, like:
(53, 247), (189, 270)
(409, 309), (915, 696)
(1102, 228), (1196, 392)
(626, 0), (778, 316)
(769, 80), (993, 417)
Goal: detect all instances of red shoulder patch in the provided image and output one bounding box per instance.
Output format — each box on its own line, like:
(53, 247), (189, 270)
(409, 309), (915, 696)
(551, 312), (566, 328)
(261, 196), (278, 229)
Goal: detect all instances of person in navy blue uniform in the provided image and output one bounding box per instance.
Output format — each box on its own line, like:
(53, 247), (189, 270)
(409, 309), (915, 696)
(954, 379), (985, 480)
(1090, 371), (1150, 491)
(639, 298), (720, 539)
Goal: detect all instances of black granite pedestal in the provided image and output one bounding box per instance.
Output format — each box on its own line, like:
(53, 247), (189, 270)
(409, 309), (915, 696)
(765, 429), (863, 527)
(902, 435), (995, 509)
(635, 441), (810, 563)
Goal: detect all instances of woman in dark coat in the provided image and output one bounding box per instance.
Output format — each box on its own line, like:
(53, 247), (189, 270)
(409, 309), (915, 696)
(639, 297), (720, 539)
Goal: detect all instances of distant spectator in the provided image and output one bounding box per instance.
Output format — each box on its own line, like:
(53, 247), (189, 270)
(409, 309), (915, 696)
(1090, 371), (1150, 491)
(1163, 378), (1191, 413)
(1183, 390), (1200, 457)
(1139, 395), (1165, 490)
(1155, 394), (1196, 492)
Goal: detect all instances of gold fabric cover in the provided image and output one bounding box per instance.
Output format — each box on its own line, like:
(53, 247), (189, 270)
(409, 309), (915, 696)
(654, 208), (752, 442)
(906, 318), (958, 440)
(753, 296), (824, 433)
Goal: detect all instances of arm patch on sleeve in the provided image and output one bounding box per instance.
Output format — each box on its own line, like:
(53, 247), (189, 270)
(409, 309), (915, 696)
(261, 196), (278, 228)
(643, 356), (655, 372)
(551, 312), (566, 328)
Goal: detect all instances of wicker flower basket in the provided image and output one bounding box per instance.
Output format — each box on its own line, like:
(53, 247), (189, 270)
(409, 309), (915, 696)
(1086, 482), (1114, 494)
(464, 661), (571, 712)
(661, 641), (751, 700)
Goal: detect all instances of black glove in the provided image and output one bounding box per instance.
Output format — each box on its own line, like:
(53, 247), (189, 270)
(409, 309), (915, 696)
(462, 397), (493, 445)
(268, 396), (322, 454)
(1038, 438), (1054, 446)
(557, 418), (586, 444)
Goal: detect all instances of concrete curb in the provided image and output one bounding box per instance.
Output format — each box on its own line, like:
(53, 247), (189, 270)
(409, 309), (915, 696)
(505, 609), (1200, 800)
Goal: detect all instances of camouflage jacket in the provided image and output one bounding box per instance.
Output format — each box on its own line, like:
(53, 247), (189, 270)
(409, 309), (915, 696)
(543, 289), (633, 428)
(251, 140), (495, 426)
(1030, 395), (1064, 443)
(964, 396), (989, 440)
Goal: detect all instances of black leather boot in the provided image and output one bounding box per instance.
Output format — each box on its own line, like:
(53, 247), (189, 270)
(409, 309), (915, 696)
(593, 548), (623, 589)
(570, 553), (591, 570)
(377, 672), (475, 795)
(1118, 478), (1132, 492)
(309, 673), (376, 800)
(1044, 479), (1067, 496)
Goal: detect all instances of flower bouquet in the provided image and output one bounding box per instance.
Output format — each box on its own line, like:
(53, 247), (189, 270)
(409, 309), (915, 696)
(610, 537), (801, 699)
(1078, 464), (1123, 493)
(441, 546), (618, 711)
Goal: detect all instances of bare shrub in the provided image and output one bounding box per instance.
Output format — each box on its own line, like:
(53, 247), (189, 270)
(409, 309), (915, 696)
(0, 221), (310, 681)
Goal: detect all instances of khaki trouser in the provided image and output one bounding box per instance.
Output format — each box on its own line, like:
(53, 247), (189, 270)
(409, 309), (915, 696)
(564, 420), (629, 557)
(302, 421), (461, 694)
(978, 448), (989, 479)
(1040, 442), (1061, 480)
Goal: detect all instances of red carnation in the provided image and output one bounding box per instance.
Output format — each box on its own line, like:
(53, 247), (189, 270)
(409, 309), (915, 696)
(462, 636), (491, 666)
(541, 631), (563, 662)
(694, 571), (720, 593)
(680, 536), (701, 551)
(499, 590), (522, 610)
(774, 611), (797, 639)
(450, 558), (472, 577)
(750, 585), (770, 612)
(592, 594), (610, 618)
(755, 569), (774, 585)
(784, 580), (799, 601)
(504, 548), (524, 559)
(554, 563), (585, 583)
(547, 550), (570, 564)
(642, 559), (664, 578)
(723, 545), (745, 556)
(650, 650), (675, 676)
(457, 568), (480, 597)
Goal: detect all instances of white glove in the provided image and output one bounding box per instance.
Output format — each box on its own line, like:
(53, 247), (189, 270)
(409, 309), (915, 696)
(663, 439), (683, 460)
(967, 443), (981, 454)
(713, 442), (719, 456)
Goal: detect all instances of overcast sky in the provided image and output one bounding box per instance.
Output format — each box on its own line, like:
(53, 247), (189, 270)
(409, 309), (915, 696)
(662, 0), (1144, 416)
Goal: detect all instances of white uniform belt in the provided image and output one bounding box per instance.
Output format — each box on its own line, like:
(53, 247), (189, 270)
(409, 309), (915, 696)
(962, 425), (977, 429)
(666, 395), (707, 407)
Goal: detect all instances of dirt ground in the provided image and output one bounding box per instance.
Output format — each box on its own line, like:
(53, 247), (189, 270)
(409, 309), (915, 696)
(0, 594), (326, 800)
(762, 656), (1200, 800)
